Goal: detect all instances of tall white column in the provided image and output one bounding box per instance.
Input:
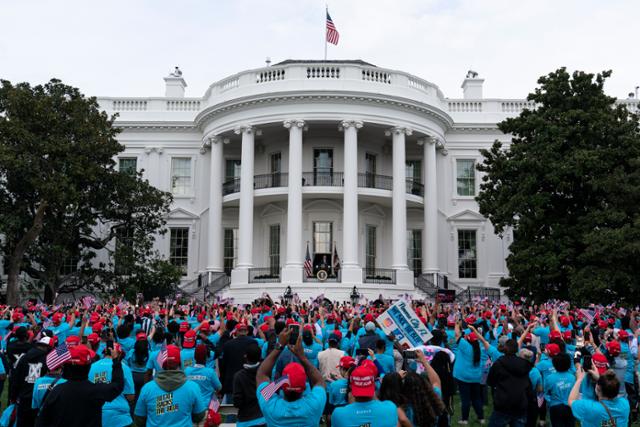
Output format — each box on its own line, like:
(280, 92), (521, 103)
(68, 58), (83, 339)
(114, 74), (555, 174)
(282, 119), (305, 283)
(340, 120), (363, 284)
(206, 136), (224, 272)
(420, 137), (439, 275)
(234, 126), (257, 275)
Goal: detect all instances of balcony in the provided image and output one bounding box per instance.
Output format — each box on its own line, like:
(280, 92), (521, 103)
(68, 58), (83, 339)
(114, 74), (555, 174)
(222, 178), (240, 196)
(303, 269), (342, 283)
(406, 179), (424, 197)
(254, 173), (288, 189)
(302, 172), (344, 187)
(358, 173), (393, 190)
(248, 267), (281, 283)
(363, 268), (396, 284)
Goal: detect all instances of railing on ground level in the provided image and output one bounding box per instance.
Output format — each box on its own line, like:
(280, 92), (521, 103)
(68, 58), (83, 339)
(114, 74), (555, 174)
(363, 268), (396, 284)
(455, 286), (501, 302)
(249, 267), (281, 283)
(415, 274), (438, 298)
(254, 173), (288, 189)
(358, 173), (393, 190)
(222, 178), (240, 195)
(302, 172), (344, 187)
(207, 272), (230, 297)
(303, 269), (341, 283)
(406, 179), (424, 196)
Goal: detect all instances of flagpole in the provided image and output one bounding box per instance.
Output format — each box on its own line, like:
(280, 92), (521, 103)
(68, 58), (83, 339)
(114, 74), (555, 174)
(324, 4), (328, 60)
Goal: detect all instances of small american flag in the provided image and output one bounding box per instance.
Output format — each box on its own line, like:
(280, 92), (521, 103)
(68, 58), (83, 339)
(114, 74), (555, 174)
(260, 375), (290, 401)
(156, 341), (168, 368)
(46, 343), (71, 370)
(208, 395), (220, 413)
(304, 243), (313, 278)
(326, 10), (339, 45)
(81, 296), (95, 310)
(579, 308), (596, 326)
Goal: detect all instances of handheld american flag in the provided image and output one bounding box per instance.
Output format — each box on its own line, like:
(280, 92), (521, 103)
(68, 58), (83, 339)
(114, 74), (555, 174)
(260, 375), (290, 401)
(156, 340), (168, 368)
(46, 342), (71, 370)
(326, 10), (339, 45)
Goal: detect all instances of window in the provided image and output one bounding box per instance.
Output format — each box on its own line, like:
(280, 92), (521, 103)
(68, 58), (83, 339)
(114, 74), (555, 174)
(269, 224), (280, 275)
(270, 152), (282, 187)
(169, 228), (189, 275)
(115, 227), (134, 275)
(61, 254), (79, 276)
(171, 158), (192, 196)
(225, 159), (241, 181)
(406, 160), (422, 183)
(458, 229), (477, 279)
(366, 225), (377, 273)
(456, 159), (476, 196)
(364, 153), (377, 188)
(313, 149), (333, 185)
(119, 158), (137, 175)
(407, 229), (422, 276)
(223, 228), (238, 276)
(313, 222), (332, 254)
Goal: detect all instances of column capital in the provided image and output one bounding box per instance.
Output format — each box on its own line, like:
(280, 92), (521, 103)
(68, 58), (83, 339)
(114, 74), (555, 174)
(283, 119), (306, 129)
(417, 136), (438, 146)
(339, 120), (363, 131)
(200, 135), (229, 153)
(385, 126), (412, 137)
(234, 125), (262, 136)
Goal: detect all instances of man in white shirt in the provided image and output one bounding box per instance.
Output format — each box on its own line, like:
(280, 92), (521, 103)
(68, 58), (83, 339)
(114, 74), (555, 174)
(318, 332), (345, 380)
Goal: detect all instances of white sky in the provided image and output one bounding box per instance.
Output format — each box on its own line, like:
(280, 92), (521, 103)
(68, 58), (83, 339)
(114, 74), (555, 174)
(1, 0), (638, 100)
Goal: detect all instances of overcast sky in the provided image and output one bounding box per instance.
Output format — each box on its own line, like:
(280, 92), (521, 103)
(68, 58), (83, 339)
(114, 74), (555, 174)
(1, 0), (638, 100)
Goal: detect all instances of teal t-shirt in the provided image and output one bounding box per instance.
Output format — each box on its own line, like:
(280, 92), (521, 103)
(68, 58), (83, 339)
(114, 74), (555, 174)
(32, 375), (67, 409)
(256, 382), (326, 427)
(184, 365), (221, 405)
(375, 353), (395, 375)
(453, 338), (488, 383)
(327, 378), (348, 406)
(180, 348), (196, 370)
(571, 397), (630, 427)
(134, 378), (206, 427)
(544, 371), (575, 407)
(533, 326), (551, 344)
(332, 400), (398, 427)
(89, 358), (135, 427)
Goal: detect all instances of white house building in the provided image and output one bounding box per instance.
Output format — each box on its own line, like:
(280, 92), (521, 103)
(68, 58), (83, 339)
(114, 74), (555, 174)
(13, 59), (617, 304)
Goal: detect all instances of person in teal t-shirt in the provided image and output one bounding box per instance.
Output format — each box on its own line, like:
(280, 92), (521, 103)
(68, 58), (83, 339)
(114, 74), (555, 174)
(88, 345), (136, 427)
(184, 344), (221, 407)
(569, 364), (630, 427)
(544, 353), (576, 427)
(134, 344), (207, 427)
(31, 369), (66, 410)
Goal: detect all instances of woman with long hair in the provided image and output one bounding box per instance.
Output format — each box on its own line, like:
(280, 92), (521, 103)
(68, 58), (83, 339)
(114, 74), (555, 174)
(453, 320), (488, 424)
(403, 371), (447, 427)
(126, 336), (149, 400)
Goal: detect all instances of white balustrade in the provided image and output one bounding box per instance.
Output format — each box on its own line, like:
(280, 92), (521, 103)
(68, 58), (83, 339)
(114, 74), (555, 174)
(112, 100), (147, 111)
(361, 69), (391, 84)
(166, 100), (201, 111)
(448, 101), (483, 112)
(256, 68), (286, 83)
(306, 66), (340, 79)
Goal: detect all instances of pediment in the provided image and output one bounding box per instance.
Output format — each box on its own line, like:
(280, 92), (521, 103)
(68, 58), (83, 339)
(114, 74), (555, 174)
(360, 205), (385, 218)
(447, 209), (486, 222)
(167, 207), (199, 219)
(261, 203), (285, 217)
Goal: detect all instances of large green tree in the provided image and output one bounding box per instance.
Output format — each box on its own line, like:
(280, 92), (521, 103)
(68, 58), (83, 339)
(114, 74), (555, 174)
(477, 68), (640, 304)
(0, 79), (178, 304)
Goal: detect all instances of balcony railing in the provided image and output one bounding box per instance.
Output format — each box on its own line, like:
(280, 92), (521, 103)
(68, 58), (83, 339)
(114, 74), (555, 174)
(302, 171), (344, 187)
(363, 268), (396, 284)
(406, 179), (424, 197)
(222, 178), (240, 195)
(248, 267), (281, 283)
(254, 173), (288, 189)
(358, 173), (393, 191)
(303, 269), (341, 283)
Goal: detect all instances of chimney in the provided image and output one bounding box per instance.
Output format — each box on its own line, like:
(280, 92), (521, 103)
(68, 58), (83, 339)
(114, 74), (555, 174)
(461, 70), (484, 99)
(164, 66), (187, 98)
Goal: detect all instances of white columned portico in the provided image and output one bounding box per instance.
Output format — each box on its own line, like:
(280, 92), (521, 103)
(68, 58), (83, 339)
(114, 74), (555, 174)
(388, 126), (414, 286)
(340, 120), (363, 284)
(205, 135), (225, 272)
(282, 119), (305, 284)
(232, 125), (259, 284)
(419, 137), (439, 278)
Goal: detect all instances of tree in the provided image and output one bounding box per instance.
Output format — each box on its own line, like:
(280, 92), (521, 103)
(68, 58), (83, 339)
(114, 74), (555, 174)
(477, 68), (640, 304)
(0, 79), (177, 304)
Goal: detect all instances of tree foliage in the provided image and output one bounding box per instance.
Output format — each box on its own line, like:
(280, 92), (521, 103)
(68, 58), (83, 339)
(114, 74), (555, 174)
(477, 68), (640, 304)
(0, 79), (180, 303)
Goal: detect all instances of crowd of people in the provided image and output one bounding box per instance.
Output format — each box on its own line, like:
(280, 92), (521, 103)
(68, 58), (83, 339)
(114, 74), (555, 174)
(0, 294), (635, 427)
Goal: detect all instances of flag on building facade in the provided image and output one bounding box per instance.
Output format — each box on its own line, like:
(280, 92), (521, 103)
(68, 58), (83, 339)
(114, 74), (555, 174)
(326, 10), (340, 45)
(46, 342), (71, 370)
(304, 243), (313, 278)
(332, 244), (341, 272)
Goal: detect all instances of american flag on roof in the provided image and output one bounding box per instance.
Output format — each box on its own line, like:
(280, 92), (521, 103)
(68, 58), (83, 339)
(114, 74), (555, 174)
(156, 340), (168, 368)
(46, 342), (71, 370)
(260, 375), (290, 401)
(326, 10), (339, 45)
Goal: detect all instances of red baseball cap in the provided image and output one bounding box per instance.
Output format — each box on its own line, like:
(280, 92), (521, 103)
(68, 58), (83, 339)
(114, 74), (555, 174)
(165, 345), (181, 367)
(350, 366), (376, 398)
(303, 324), (314, 332)
(183, 330), (197, 348)
(549, 330), (562, 340)
(200, 321), (210, 331)
(524, 333), (532, 343)
(136, 332), (147, 341)
(593, 353), (609, 374)
(562, 330), (572, 341)
(67, 345), (94, 366)
(52, 312), (64, 324)
(560, 316), (570, 327)
(466, 332), (478, 343)
(465, 315), (476, 325)
(338, 356), (356, 369)
(618, 330), (629, 340)
(598, 320), (608, 329)
(91, 322), (103, 333)
(364, 314), (374, 322)
(179, 322), (190, 332)
(87, 333), (100, 346)
(234, 323), (248, 332)
(546, 343), (560, 356)
(282, 362), (306, 393)
(259, 323), (270, 332)
(606, 340), (621, 357)
(360, 359), (379, 378)
(66, 336), (81, 348)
